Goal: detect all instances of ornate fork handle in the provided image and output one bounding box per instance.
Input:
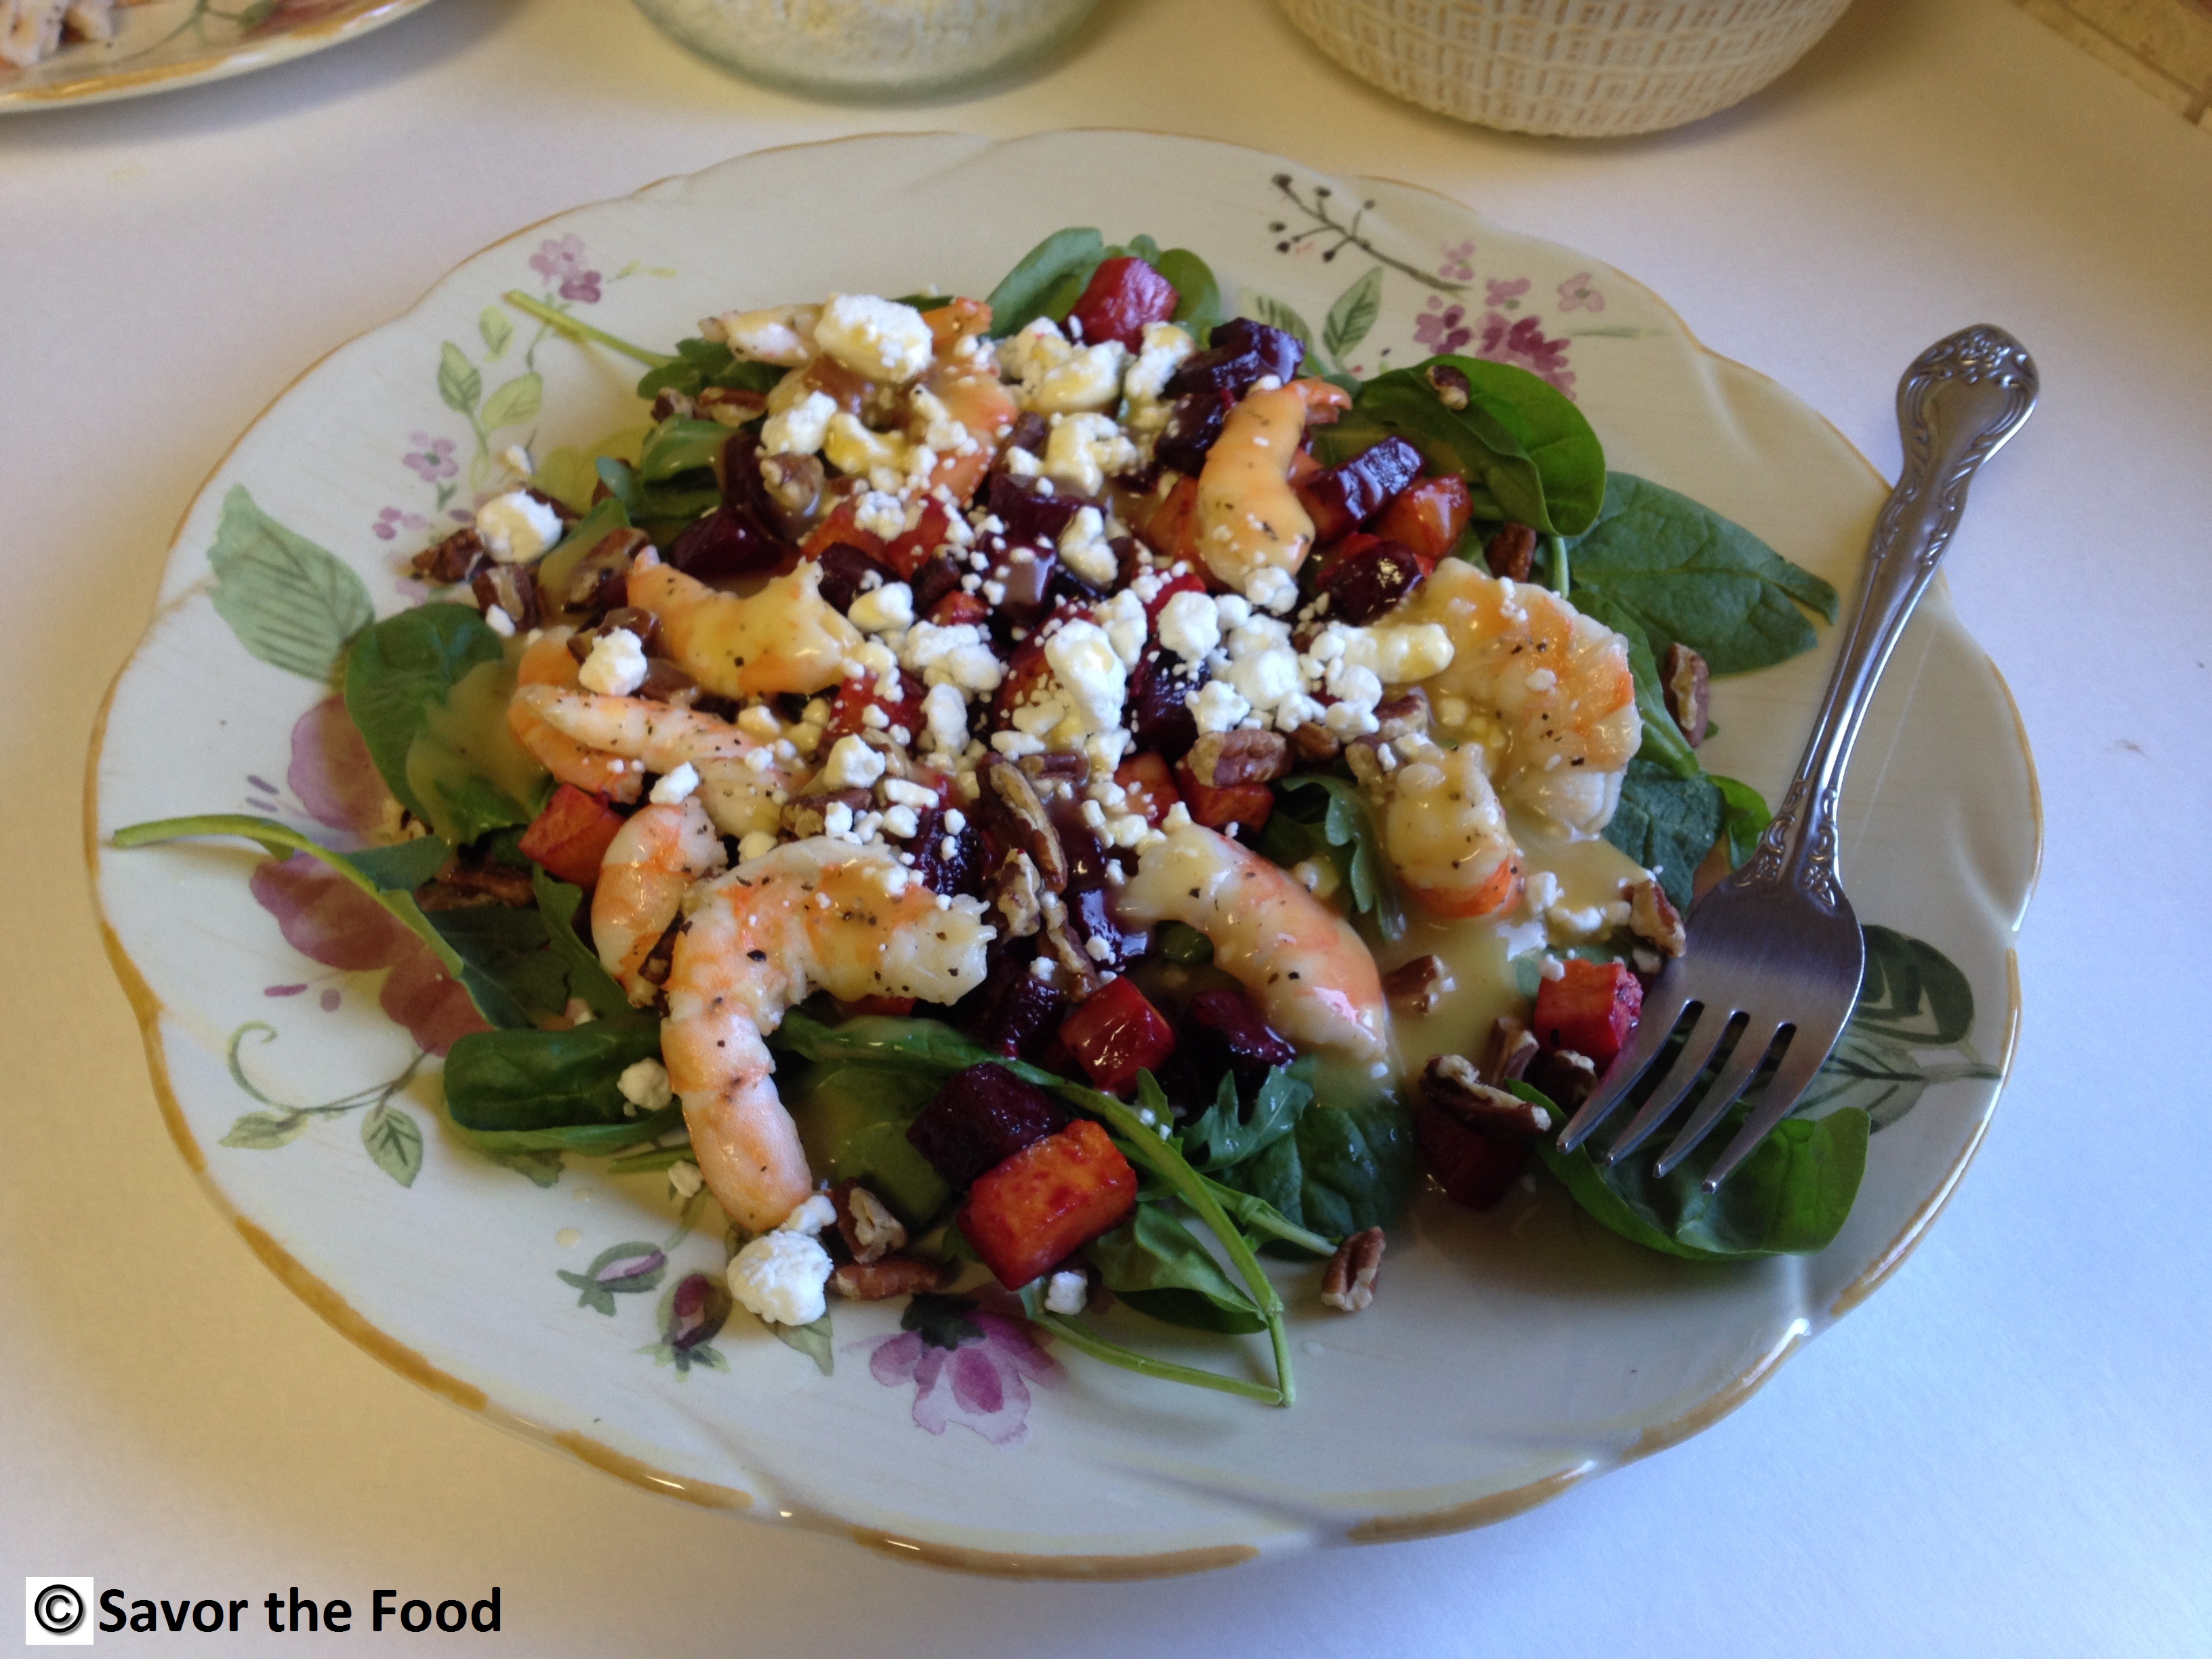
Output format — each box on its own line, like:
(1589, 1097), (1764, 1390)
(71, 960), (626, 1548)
(1730, 326), (2039, 910)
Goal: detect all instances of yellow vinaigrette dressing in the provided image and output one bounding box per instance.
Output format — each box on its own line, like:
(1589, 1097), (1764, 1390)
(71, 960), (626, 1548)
(405, 645), (548, 832)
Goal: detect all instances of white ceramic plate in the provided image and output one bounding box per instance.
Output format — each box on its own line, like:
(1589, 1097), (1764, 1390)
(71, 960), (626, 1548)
(0, 0), (434, 112)
(89, 131), (2039, 1578)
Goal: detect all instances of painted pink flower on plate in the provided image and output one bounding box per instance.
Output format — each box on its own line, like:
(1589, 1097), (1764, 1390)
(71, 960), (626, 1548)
(1486, 276), (1530, 311)
(1414, 295), (1473, 354)
(861, 1294), (1061, 1448)
(287, 695), (392, 846)
(530, 236), (602, 305)
(1437, 239), (1476, 282)
(1479, 312), (1577, 396)
(1558, 272), (1605, 312)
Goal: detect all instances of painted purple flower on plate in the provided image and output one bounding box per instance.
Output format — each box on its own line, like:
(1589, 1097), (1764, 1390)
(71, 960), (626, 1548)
(861, 1294), (1061, 1448)
(529, 236), (602, 305)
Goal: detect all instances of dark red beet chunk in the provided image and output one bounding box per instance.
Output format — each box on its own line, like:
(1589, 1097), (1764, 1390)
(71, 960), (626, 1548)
(1187, 989), (1296, 1084)
(968, 954), (1072, 1061)
(1303, 436), (1424, 543)
(1060, 977), (1176, 1096)
(988, 472), (1083, 541)
(909, 552), (966, 617)
(1130, 656), (1199, 762)
(813, 541), (897, 613)
(718, 430), (784, 525)
(909, 805), (985, 899)
(1153, 392), (1229, 476)
(1315, 537), (1433, 624)
(1168, 319), (1305, 399)
(906, 1062), (1069, 1190)
(669, 506), (786, 581)
(1415, 1101), (1528, 1210)
(987, 544), (1059, 628)
(1069, 255), (1182, 350)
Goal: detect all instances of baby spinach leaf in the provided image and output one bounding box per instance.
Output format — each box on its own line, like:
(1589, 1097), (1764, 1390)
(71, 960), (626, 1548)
(535, 497), (632, 602)
(419, 903), (563, 1030)
(638, 417), (731, 484)
(1214, 1096), (1414, 1241)
(1088, 1204), (1266, 1334)
(1260, 775), (1405, 942)
(594, 456), (647, 521)
(789, 1061), (950, 1226)
(773, 1008), (1052, 1082)
(442, 1015), (678, 1153)
(1523, 1080), (1868, 1258)
(1568, 472), (1838, 677)
(342, 603), (542, 845)
(533, 867), (632, 1020)
(1602, 758), (1723, 911)
(1711, 773), (1774, 870)
(985, 227), (1106, 335)
(1153, 247), (1225, 342)
(207, 486), (375, 684)
(1179, 1064), (1310, 1172)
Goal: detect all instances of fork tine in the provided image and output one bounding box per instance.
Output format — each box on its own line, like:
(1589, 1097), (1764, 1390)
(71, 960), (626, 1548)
(1601, 1003), (1735, 1166)
(1699, 1024), (1844, 1191)
(1650, 1017), (1784, 1179)
(1555, 981), (1692, 1153)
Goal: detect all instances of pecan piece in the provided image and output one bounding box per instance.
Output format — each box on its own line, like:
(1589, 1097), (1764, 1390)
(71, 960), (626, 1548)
(1320, 1227), (1385, 1313)
(470, 562), (541, 630)
(1343, 735), (1388, 791)
(1372, 689), (1430, 744)
(991, 850), (1044, 939)
(1421, 1052), (1553, 1139)
(697, 385), (770, 426)
(1039, 892), (1105, 998)
(830, 1256), (952, 1301)
(1525, 1048), (1597, 1113)
(1624, 876), (1686, 957)
(1289, 722), (1343, 765)
(978, 756), (1067, 891)
(562, 526), (650, 615)
(1017, 751), (1090, 785)
(1186, 729), (1293, 789)
(1382, 954), (1454, 1015)
(758, 452), (824, 539)
(1483, 1015), (1539, 1085)
(1662, 642), (1710, 747)
(781, 787), (872, 838)
(649, 388), (696, 423)
(1424, 362), (1471, 411)
(413, 525), (485, 585)
(831, 1181), (908, 1265)
(419, 861), (536, 908)
(1486, 523), (1537, 583)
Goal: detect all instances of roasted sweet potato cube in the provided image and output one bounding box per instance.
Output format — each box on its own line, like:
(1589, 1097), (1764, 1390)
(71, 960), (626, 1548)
(958, 1119), (1139, 1289)
(517, 785), (626, 887)
(1531, 959), (1643, 1069)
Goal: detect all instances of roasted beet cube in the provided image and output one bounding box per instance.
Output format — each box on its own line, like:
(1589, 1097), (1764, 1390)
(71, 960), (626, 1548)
(909, 552), (966, 617)
(1130, 657), (1199, 761)
(1069, 255), (1182, 350)
(910, 805), (985, 899)
(959, 1118), (1139, 1289)
(517, 785), (625, 887)
(1300, 436), (1424, 544)
(928, 590), (992, 628)
(1173, 756), (1273, 833)
(813, 541), (897, 613)
(718, 429), (781, 523)
(799, 497), (889, 563)
(1141, 569), (1208, 628)
(968, 953), (1073, 1061)
(988, 544), (1059, 628)
(1314, 536), (1433, 625)
(669, 505), (787, 581)
(880, 497), (954, 579)
(1153, 392), (1229, 476)
(1168, 319), (1305, 400)
(824, 669), (926, 745)
(987, 472), (1084, 541)
(1414, 1101), (1528, 1210)
(1187, 989), (1296, 1086)
(1532, 959), (1643, 1069)
(906, 1062), (1069, 1189)
(1059, 977), (1176, 1096)
(1373, 474), (1474, 562)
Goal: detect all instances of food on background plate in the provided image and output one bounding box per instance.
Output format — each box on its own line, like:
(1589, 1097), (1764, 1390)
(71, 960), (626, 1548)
(121, 228), (1856, 1408)
(1, 0), (140, 68)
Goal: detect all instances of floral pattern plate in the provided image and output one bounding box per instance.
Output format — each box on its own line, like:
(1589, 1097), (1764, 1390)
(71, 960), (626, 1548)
(0, 0), (436, 112)
(88, 131), (2040, 1578)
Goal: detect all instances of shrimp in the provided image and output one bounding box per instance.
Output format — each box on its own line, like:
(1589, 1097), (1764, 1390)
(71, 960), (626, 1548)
(506, 629), (642, 802)
(1374, 733), (1523, 919)
(625, 554), (863, 700)
(1403, 559), (1639, 835)
(663, 840), (997, 1232)
(1113, 821), (1389, 1061)
(1192, 383), (1315, 594)
(911, 354), (1017, 504)
(703, 303), (821, 368)
(511, 684), (810, 838)
(592, 799), (727, 1004)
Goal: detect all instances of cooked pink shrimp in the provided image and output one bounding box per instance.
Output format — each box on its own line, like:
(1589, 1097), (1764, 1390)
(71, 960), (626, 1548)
(664, 840), (997, 1232)
(506, 630), (642, 802)
(625, 557), (861, 700)
(1113, 821), (1389, 1061)
(1375, 734), (1523, 920)
(592, 799), (727, 1004)
(1192, 383), (1316, 594)
(1404, 560), (1639, 835)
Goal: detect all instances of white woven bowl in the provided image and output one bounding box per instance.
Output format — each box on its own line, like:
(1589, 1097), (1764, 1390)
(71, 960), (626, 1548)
(1273, 0), (1851, 138)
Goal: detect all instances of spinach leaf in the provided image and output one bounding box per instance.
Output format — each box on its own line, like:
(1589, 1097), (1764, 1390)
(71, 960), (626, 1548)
(1214, 1095), (1415, 1240)
(342, 604), (544, 844)
(772, 1008), (1053, 1082)
(634, 337), (785, 403)
(1522, 1081), (1868, 1258)
(533, 867), (632, 1020)
(594, 456), (647, 521)
(1258, 775), (1404, 942)
(1087, 1203), (1266, 1334)
(1568, 472), (1839, 677)
(420, 903), (565, 1030)
(1153, 247), (1225, 342)
(788, 1062), (950, 1226)
(1711, 773), (1774, 870)
(442, 1014), (680, 1153)
(1602, 758), (1723, 910)
(1570, 585), (1700, 779)
(985, 227), (1106, 335)
(638, 417), (731, 484)
(1179, 1064), (1310, 1172)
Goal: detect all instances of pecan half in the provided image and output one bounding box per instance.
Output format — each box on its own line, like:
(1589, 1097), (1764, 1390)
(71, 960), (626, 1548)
(1039, 892), (1105, 998)
(413, 525), (485, 585)
(758, 452), (824, 540)
(1424, 362), (1471, 411)
(471, 562), (541, 631)
(1186, 729), (1293, 789)
(831, 1181), (908, 1265)
(1382, 954), (1454, 1015)
(1017, 751), (1090, 785)
(1290, 722), (1344, 765)
(1486, 523), (1537, 583)
(1483, 1015), (1539, 1085)
(562, 526), (650, 615)
(1624, 876), (1686, 957)
(781, 787), (872, 838)
(1525, 1048), (1597, 1113)
(830, 1256), (952, 1301)
(1372, 689), (1430, 744)
(991, 850), (1044, 939)
(1421, 1052), (1553, 1140)
(978, 756), (1067, 891)
(1662, 642), (1710, 747)
(1320, 1227), (1385, 1313)
(1344, 735), (1388, 790)
(697, 385), (770, 426)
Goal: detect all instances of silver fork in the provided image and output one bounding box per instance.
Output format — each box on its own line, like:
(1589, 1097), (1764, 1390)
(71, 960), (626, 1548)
(1556, 325), (2038, 1190)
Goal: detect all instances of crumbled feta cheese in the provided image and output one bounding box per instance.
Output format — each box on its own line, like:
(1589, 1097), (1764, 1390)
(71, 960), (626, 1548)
(1044, 1269), (1088, 1315)
(1044, 620), (1127, 732)
(616, 1057), (672, 1114)
(1057, 504), (1119, 588)
(1121, 322), (1195, 429)
(1000, 445), (1042, 478)
(762, 389), (836, 457)
(650, 761), (700, 804)
(668, 1160), (704, 1199)
(903, 621), (1004, 694)
(999, 316), (1129, 415)
(779, 1193), (838, 1237)
(820, 734), (888, 790)
(737, 830), (779, 862)
(726, 1231), (834, 1327)
(579, 628), (649, 697)
(737, 704), (782, 740)
(881, 777), (937, 810)
(847, 579), (914, 634)
(882, 804), (920, 838)
(1244, 565), (1298, 615)
(702, 303), (819, 365)
(1094, 587), (1149, 669)
(1224, 640), (1302, 714)
(1157, 589), (1220, 661)
(851, 490), (908, 543)
(1328, 622), (1455, 684)
(1044, 413), (1138, 499)
(1191, 678), (1252, 735)
(474, 490), (564, 565)
(824, 415), (914, 492)
(920, 681), (970, 756)
(482, 604), (516, 638)
(813, 293), (933, 384)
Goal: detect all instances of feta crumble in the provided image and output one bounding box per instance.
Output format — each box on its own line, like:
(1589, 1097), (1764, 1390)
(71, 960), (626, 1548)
(579, 628), (649, 697)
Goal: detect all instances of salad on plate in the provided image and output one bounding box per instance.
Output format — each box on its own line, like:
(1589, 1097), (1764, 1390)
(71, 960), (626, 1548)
(120, 228), (1864, 1409)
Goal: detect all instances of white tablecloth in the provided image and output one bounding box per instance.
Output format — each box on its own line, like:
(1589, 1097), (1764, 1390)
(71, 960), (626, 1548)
(5, 0), (2209, 1650)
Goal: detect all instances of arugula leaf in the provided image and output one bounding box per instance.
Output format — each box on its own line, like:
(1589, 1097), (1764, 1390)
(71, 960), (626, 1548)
(1179, 1064), (1309, 1172)
(1086, 1203), (1265, 1334)
(441, 1015), (680, 1153)
(1602, 758), (1723, 910)
(985, 227), (1106, 335)
(1258, 775), (1404, 942)
(632, 336), (785, 403)
(1568, 472), (1839, 677)
(1523, 1081), (1868, 1258)
(342, 603), (544, 844)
